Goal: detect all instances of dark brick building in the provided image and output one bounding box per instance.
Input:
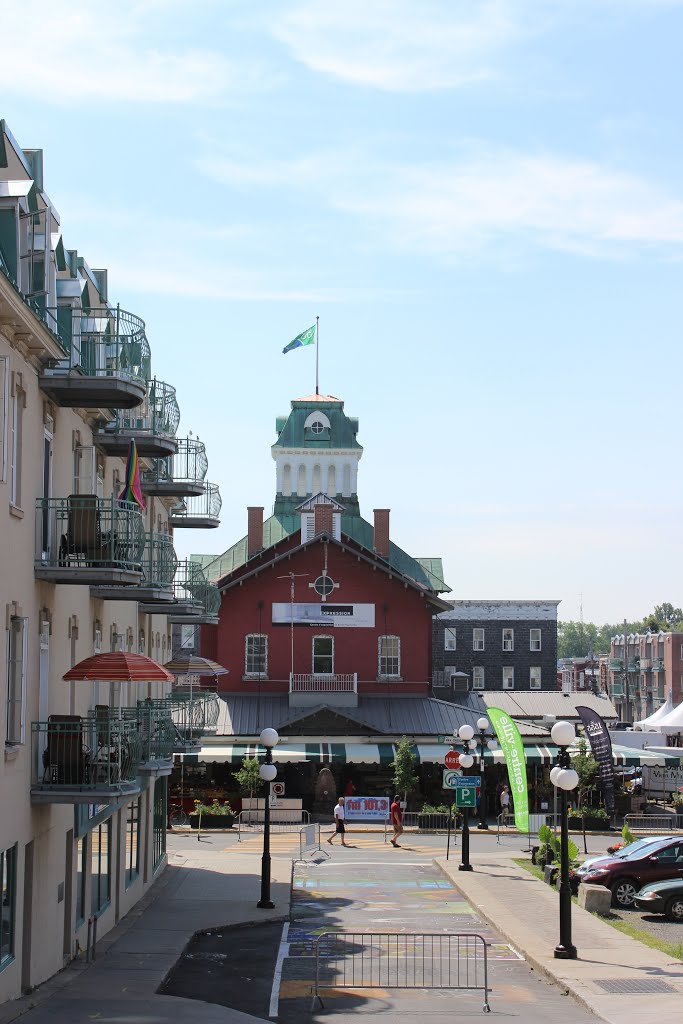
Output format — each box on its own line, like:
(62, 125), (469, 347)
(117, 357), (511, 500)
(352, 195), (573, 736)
(432, 600), (560, 697)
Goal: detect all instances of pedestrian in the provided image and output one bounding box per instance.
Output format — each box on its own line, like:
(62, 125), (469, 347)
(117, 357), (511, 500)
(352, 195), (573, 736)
(344, 779), (356, 798)
(500, 785), (510, 816)
(328, 796), (347, 846)
(390, 794), (403, 847)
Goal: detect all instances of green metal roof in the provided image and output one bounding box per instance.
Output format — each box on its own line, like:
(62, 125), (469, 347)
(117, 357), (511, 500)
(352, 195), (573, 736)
(273, 396), (362, 451)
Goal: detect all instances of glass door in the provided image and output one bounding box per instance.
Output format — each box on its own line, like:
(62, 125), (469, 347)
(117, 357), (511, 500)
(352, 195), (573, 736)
(312, 635), (333, 675)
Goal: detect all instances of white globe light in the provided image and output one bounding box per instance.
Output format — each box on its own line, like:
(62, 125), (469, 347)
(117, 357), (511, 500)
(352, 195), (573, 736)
(486, 739), (498, 750)
(468, 740), (477, 750)
(259, 762), (277, 782)
(459, 753), (475, 769)
(459, 724), (475, 742)
(260, 727), (280, 748)
(477, 717), (489, 732)
(557, 768), (579, 791)
(551, 721), (575, 747)
(549, 766), (562, 786)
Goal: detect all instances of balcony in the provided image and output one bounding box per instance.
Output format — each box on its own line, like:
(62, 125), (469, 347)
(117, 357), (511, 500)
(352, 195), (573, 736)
(94, 378), (180, 457)
(169, 482), (222, 529)
(167, 560), (221, 624)
(145, 693), (220, 752)
(653, 658), (665, 671)
(30, 710), (143, 804)
(34, 496), (144, 585)
(609, 658), (623, 671)
(142, 438), (207, 497)
(38, 306), (149, 409)
(122, 703), (176, 774)
(289, 673), (358, 708)
(627, 658), (640, 672)
(91, 531), (177, 603)
(611, 682), (624, 697)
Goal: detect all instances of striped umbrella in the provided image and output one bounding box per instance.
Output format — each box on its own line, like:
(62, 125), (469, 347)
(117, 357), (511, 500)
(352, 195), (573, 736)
(163, 654), (229, 678)
(64, 652), (174, 684)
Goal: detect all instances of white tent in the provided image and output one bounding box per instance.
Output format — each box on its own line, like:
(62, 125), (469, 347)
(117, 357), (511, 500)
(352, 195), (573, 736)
(633, 695), (675, 731)
(653, 700), (683, 736)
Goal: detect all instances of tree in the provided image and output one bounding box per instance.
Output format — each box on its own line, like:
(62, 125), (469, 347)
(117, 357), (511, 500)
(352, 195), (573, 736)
(234, 756), (264, 798)
(652, 603), (683, 629)
(390, 737), (419, 807)
(570, 738), (600, 854)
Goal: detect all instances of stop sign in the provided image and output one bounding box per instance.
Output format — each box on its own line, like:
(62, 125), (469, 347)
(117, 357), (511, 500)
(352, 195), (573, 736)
(444, 750), (460, 769)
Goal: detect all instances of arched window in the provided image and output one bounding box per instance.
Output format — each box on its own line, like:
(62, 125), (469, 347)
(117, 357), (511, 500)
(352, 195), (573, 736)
(245, 634), (268, 677)
(312, 463), (321, 494)
(312, 635), (334, 675)
(342, 463), (351, 496)
(138, 629), (145, 655)
(378, 635), (400, 679)
(327, 464), (336, 495)
(297, 464), (307, 496)
(282, 463), (292, 496)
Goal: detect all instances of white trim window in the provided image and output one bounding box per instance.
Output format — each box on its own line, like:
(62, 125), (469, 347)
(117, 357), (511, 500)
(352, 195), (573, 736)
(6, 616), (28, 744)
(378, 635), (401, 679)
(245, 634), (268, 678)
(502, 666), (515, 690)
(502, 628), (514, 652)
(472, 666), (485, 690)
(9, 377), (24, 508)
(473, 628), (485, 652)
(530, 629), (542, 652)
(312, 634), (334, 675)
(0, 357), (9, 482)
(530, 667), (542, 689)
(444, 627), (456, 651)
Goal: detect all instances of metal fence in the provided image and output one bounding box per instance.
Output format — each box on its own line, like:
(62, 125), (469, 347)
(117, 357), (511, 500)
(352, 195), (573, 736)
(297, 823), (330, 861)
(312, 931), (491, 1013)
(237, 810), (311, 840)
(391, 811), (456, 834)
(625, 814), (683, 832)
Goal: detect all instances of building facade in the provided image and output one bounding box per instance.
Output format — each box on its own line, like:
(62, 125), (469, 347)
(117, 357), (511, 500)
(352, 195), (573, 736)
(608, 630), (682, 723)
(0, 121), (220, 1001)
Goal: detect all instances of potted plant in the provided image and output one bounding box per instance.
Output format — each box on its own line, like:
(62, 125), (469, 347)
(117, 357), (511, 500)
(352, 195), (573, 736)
(567, 807), (610, 831)
(190, 799), (235, 829)
(535, 824), (555, 869)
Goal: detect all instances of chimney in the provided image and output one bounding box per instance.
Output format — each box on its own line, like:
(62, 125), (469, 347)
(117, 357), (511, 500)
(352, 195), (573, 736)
(373, 509), (390, 558)
(314, 503), (334, 537)
(247, 506), (264, 557)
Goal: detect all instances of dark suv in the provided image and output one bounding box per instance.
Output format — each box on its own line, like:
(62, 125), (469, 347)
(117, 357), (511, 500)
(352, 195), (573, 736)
(580, 837), (683, 907)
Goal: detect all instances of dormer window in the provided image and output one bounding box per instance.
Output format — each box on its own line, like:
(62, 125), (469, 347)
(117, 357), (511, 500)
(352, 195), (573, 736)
(310, 420), (325, 434)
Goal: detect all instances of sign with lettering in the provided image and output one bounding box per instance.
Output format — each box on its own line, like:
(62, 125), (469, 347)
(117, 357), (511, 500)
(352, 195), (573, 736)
(444, 750), (460, 769)
(272, 603), (375, 628)
(344, 796), (390, 820)
(455, 788), (477, 808)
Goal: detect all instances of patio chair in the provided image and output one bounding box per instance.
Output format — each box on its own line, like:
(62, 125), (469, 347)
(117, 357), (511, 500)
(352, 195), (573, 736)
(42, 715), (89, 785)
(59, 494), (108, 567)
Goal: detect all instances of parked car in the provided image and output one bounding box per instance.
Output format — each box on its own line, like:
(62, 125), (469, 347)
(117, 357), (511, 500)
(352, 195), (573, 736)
(580, 837), (683, 907)
(634, 879), (683, 921)
(576, 836), (675, 878)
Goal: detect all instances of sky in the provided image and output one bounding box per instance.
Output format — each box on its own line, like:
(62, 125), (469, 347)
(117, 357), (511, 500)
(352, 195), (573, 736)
(3, 0), (682, 625)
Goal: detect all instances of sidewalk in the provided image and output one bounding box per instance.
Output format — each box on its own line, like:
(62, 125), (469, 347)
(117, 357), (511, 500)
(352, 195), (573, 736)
(438, 851), (683, 1024)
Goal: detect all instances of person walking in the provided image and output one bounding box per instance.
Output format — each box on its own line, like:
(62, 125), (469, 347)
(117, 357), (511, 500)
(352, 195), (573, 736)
(500, 785), (510, 817)
(328, 796), (347, 846)
(390, 794), (403, 847)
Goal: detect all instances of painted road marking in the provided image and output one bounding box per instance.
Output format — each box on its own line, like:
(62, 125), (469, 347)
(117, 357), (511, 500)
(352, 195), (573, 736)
(268, 921), (289, 1019)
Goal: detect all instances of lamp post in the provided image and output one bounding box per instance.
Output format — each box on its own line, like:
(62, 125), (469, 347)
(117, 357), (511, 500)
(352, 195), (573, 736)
(475, 716), (490, 829)
(455, 725), (475, 871)
(550, 720), (579, 959)
(257, 727), (279, 909)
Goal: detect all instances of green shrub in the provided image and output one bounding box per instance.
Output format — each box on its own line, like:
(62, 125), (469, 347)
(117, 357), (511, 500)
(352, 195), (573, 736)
(193, 799), (234, 817)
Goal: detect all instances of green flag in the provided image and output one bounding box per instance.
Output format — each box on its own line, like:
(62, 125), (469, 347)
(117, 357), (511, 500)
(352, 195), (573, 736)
(283, 324), (316, 354)
(487, 707), (529, 833)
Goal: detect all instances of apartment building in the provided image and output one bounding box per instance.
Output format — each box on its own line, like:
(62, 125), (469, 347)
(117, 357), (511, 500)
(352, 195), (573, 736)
(0, 120), (221, 1001)
(608, 630), (683, 724)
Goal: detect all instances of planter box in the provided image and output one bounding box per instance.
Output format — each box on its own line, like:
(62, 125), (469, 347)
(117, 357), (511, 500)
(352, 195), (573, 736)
(567, 816), (610, 831)
(190, 814), (234, 829)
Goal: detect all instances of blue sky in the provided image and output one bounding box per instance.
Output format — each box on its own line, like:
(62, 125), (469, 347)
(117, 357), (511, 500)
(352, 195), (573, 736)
(4, 0), (682, 624)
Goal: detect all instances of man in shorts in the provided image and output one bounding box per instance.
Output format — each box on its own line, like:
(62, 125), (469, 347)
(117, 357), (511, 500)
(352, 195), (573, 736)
(390, 795), (403, 847)
(328, 796), (347, 846)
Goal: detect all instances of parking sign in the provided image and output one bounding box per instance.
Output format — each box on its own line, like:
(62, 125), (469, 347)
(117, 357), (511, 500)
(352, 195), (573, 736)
(455, 788), (477, 808)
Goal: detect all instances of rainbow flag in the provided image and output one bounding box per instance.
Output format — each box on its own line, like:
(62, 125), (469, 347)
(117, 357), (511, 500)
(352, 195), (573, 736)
(119, 438), (146, 510)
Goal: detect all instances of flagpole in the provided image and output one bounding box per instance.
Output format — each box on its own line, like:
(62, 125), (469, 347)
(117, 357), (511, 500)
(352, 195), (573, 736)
(315, 315), (319, 395)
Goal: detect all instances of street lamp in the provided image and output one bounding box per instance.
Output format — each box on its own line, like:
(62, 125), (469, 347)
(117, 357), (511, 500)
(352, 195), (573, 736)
(257, 727), (279, 909)
(475, 716), (490, 829)
(550, 720), (579, 960)
(455, 724), (475, 872)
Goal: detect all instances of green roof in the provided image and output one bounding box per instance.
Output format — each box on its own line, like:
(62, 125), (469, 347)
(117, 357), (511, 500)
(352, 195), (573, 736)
(273, 396), (362, 451)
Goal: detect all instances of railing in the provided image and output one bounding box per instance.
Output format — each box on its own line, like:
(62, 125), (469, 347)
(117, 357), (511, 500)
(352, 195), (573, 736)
(396, 811), (456, 833)
(169, 482), (222, 524)
(115, 377), (180, 439)
(312, 932), (491, 1012)
(289, 673), (357, 693)
(41, 305), (151, 383)
(639, 659), (652, 671)
(165, 692), (220, 744)
(653, 658), (665, 671)
(627, 658), (640, 672)
(35, 496), (145, 572)
(625, 814), (683, 833)
(237, 810), (311, 840)
(141, 532), (177, 588)
(142, 438), (208, 489)
(297, 823), (329, 861)
(609, 658), (624, 671)
(31, 712), (143, 796)
(123, 703), (176, 763)
(496, 812), (516, 843)
(173, 560), (221, 618)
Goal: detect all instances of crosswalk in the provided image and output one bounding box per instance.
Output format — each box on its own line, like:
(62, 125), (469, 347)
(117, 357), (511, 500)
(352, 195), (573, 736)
(229, 833), (450, 857)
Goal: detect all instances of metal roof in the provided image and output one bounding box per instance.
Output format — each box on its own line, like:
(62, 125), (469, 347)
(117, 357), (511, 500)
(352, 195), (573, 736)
(473, 691), (618, 720)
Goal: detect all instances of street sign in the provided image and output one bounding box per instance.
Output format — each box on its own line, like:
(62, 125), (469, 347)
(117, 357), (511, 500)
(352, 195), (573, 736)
(455, 788), (477, 808)
(271, 782), (285, 797)
(442, 769), (463, 789)
(444, 750), (460, 769)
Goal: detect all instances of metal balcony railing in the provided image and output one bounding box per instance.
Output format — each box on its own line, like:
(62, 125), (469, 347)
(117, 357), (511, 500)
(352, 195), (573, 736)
(122, 703), (177, 763)
(35, 496), (145, 575)
(653, 658), (665, 671)
(609, 658), (623, 671)
(115, 377), (180, 439)
(42, 305), (151, 383)
(142, 438), (208, 492)
(627, 658), (640, 672)
(173, 560), (221, 618)
(169, 483), (222, 527)
(144, 693), (219, 748)
(31, 711), (143, 802)
(290, 673), (357, 693)
(141, 532), (178, 588)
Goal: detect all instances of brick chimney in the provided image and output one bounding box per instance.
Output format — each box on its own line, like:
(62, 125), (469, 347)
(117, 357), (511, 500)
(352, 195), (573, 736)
(373, 509), (390, 558)
(314, 503), (334, 537)
(247, 506), (264, 557)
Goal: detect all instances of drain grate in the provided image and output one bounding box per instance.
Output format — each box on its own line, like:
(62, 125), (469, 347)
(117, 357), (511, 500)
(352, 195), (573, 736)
(595, 979), (677, 994)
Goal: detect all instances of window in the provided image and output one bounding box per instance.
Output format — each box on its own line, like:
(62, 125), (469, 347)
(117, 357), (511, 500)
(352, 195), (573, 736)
(0, 357), (8, 481)
(444, 628), (456, 651)
(310, 420), (325, 434)
(6, 616), (27, 744)
(502, 628), (514, 651)
(125, 799), (140, 888)
(75, 836), (87, 925)
(9, 377), (24, 508)
(473, 628), (485, 651)
(312, 635), (333, 674)
(530, 629), (542, 651)
(153, 778), (167, 871)
(502, 667), (514, 689)
(245, 634), (268, 677)
(378, 635), (400, 679)
(472, 667), (485, 690)
(91, 819), (111, 914)
(0, 845), (17, 966)
(530, 667), (542, 689)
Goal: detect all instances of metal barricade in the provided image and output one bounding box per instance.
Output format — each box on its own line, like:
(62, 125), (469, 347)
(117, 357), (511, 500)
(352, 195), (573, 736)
(237, 810), (311, 842)
(496, 812), (515, 844)
(296, 823), (330, 862)
(625, 814), (683, 833)
(312, 931), (491, 1013)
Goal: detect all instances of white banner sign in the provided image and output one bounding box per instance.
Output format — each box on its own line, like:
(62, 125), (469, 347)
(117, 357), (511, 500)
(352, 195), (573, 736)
(642, 765), (683, 795)
(344, 796), (389, 820)
(272, 603), (375, 628)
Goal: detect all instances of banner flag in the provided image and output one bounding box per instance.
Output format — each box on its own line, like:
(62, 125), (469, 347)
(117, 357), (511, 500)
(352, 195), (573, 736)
(487, 707), (529, 833)
(283, 324), (316, 354)
(119, 438), (145, 511)
(576, 705), (616, 814)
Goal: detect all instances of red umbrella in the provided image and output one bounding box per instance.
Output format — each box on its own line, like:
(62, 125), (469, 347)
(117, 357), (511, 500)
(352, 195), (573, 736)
(64, 652), (174, 684)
